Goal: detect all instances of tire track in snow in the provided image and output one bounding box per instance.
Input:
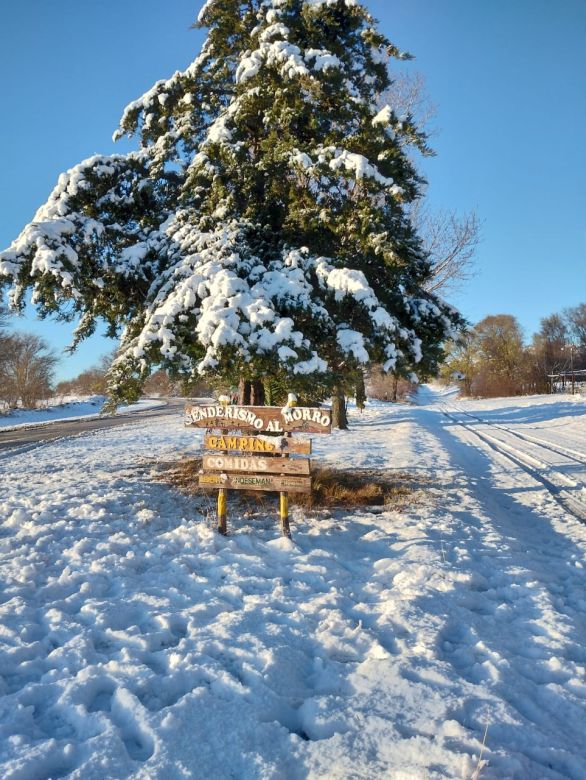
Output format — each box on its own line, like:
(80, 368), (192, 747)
(450, 404), (586, 467)
(440, 406), (586, 522)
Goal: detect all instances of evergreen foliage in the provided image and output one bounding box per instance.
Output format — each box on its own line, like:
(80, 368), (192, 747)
(0, 0), (462, 405)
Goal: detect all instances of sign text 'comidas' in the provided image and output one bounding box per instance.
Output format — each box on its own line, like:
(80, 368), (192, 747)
(202, 454), (310, 475)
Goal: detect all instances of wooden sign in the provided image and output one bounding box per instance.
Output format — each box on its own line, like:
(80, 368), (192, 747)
(204, 434), (311, 455)
(203, 454), (310, 475)
(199, 473), (312, 493)
(186, 404), (331, 434)
(188, 401), (332, 536)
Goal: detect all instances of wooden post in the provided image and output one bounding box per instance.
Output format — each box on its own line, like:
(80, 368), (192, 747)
(279, 491), (291, 539)
(217, 416), (230, 536)
(217, 488), (227, 535)
(280, 425), (292, 538)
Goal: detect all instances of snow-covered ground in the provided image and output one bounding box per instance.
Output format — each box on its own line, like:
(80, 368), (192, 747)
(0, 397), (166, 431)
(1, 388), (585, 779)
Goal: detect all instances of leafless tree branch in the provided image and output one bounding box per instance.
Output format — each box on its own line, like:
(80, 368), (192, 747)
(414, 207), (481, 295)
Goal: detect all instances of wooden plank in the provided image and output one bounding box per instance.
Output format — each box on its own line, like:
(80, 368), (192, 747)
(198, 473), (312, 493)
(203, 454), (310, 475)
(185, 404), (331, 434)
(203, 434), (311, 455)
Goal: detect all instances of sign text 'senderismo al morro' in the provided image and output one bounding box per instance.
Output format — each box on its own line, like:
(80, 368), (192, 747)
(185, 405), (331, 434)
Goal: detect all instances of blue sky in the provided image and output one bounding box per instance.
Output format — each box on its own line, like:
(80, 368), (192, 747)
(1, 0), (584, 380)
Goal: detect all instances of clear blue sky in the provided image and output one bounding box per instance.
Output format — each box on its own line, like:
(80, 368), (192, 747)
(1, 0), (584, 381)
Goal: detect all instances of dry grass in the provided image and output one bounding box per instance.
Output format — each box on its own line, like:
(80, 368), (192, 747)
(153, 457), (420, 511)
(156, 456), (203, 494)
(296, 466), (414, 508)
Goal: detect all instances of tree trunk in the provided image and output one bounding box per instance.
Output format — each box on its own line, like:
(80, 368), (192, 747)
(238, 378), (265, 406)
(250, 379), (265, 406)
(331, 385), (348, 430)
(392, 373), (398, 402)
(238, 378), (251, 405)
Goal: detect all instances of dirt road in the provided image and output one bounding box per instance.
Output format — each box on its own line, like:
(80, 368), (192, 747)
(0, 399), (187, 455)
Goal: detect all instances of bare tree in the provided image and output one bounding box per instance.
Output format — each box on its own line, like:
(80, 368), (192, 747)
(382, 71), (438, 133)
(442, 315), (529, 398)
(352, 205), (480, 405)
(366, 366), (416, 402)
(564, 303), (586, 367)
(417, 207), (481, 295)
(55, 348), (120, 397)
(0, 306), (10, 409)
(0, 304), (9, 355)
(0, 333), (58, 409)
(439, 332), (478, 396)
(532, 314), (568, 378)
(56, 368), (109, 397)
(98, 349), (118, 374)
(143, 369), (179, 397)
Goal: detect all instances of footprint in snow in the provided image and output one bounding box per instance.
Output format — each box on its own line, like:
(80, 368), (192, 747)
(84, 683), (155, 763)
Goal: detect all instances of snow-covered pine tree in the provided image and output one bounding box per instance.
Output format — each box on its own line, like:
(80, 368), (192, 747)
(0, 0), (462, 406)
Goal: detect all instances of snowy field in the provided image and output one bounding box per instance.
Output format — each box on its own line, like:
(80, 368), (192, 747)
(0, 397), (166, 430)
(1, 388), (585, 779)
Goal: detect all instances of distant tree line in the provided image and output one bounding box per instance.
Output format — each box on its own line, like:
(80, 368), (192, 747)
(365, 367), (416, 403)
(1, 301), (212, 412)
(5, 300), (582, 411)
(442, 303), (586, 397)
(56, 357), (211, 401)
(54, 351), (115, 398)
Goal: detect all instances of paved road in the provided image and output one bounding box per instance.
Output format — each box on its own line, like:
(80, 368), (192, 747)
(0, 399), (188, 454)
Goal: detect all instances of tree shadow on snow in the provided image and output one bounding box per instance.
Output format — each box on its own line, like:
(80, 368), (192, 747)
(411, 409), (586, 778)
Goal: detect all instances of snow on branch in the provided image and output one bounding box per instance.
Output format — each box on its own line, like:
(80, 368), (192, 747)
(1, 0), (463, 403)
(112, 219), (421, 382)
(290, 146), (403, 195)
(0, 153), (170, 316)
